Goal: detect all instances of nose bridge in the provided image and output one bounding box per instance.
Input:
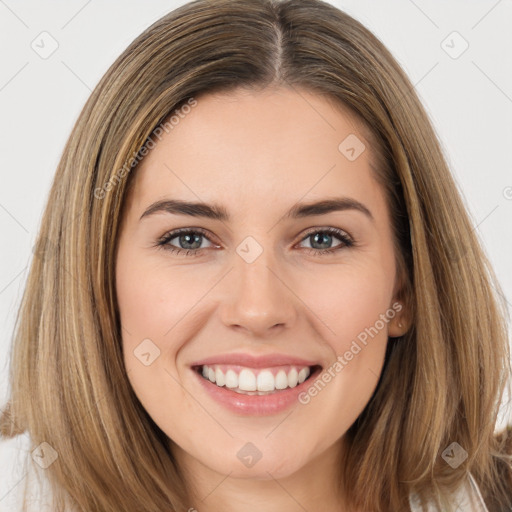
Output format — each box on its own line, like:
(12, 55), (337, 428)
(218, 237), (297, 335)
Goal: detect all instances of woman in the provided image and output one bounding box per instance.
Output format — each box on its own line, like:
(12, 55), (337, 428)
(1, 0), (511, 510)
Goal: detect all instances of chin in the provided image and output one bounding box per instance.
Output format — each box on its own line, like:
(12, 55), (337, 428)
(205, 447), (308, 480)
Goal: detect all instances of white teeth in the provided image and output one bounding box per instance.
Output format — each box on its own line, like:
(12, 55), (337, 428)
(288, 368), (298, 388)
(275, 370), (288, 390)
(257, 370), (275, 392)
(225, 369), (238, 389)
(215, 367), (225, 387)
(199, 365), (312, 393)
(298, 367), (308, 384)
(238, 368), (257, 391)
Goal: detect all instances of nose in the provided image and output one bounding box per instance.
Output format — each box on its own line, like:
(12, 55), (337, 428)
(218, 249), (298, 337)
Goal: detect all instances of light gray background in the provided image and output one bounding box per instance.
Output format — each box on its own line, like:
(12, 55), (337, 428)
(0, 1), (511, 504)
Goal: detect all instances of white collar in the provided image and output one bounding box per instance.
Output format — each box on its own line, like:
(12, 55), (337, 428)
(409, 472), (489, 511)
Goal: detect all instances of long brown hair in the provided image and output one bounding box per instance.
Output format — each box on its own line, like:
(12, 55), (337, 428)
(2, 0), (511, 510)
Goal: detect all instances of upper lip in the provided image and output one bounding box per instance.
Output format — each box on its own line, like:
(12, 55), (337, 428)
(191, 353), (322, 369)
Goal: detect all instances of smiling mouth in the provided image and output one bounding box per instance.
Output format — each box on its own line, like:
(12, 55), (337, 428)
(193, 364), (322, 395)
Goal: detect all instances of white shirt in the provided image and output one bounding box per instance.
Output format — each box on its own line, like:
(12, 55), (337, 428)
(409, 471), (490, 511)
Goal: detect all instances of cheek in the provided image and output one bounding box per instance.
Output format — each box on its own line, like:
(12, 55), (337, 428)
(115, 249), (220, 419)
(290, 259), (395, 430)
(296, 262), (395, 350)
(115, 251), (200, 433)
(116, 251), (203, 352)
(293, 262), (394, 418)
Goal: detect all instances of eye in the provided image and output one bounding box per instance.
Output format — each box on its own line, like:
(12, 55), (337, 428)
(296, 227), (354, 256)
(155, 226), (354, 257)
(155, 228), (217, 257)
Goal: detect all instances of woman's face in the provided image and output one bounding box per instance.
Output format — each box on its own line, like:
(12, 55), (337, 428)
(116, 87), (407, 484)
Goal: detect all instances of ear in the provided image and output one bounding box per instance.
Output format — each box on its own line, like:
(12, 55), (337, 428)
(388, 269), (413, 338)
(387, 300), (411, 338)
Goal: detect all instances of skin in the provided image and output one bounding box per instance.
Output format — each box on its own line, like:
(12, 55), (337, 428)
(116, 86), (409, 511)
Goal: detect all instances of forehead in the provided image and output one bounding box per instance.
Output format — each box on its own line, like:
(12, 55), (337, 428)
(126, 87), (386, 219)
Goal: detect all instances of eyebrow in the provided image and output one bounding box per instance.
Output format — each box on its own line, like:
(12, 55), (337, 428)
(139, 197), (374, 222)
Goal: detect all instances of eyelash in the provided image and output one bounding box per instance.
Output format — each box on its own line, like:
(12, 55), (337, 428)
(155, 226), (355, 257)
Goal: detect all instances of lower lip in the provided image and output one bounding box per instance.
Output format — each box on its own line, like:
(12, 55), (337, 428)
(192, 366), (322, 416)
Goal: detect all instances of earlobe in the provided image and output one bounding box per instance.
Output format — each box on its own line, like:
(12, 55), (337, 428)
(388, 302), (411, 338)
(388, 319), (407, 338)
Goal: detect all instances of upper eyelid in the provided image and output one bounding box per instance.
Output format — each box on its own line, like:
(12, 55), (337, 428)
(300, 226), (351, 238)
(161, 227), (219, 245)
